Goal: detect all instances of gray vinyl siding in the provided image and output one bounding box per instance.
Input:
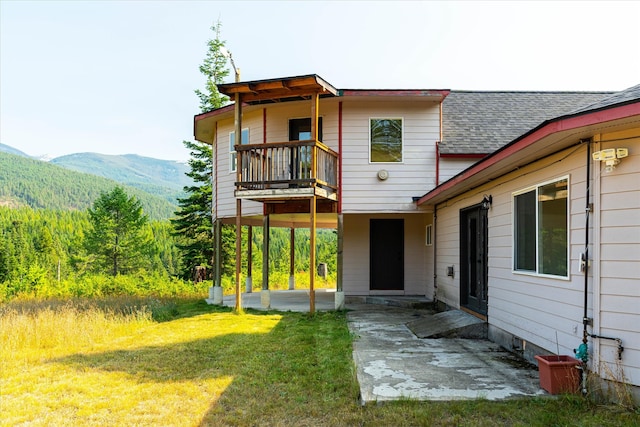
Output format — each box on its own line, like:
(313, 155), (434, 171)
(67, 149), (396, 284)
(593, 130), (640, 386)
(435, 133), (640, 387)
(341, 100), (440, 213)
(439, 158), (478, 183)
(343, 213), (433, 296)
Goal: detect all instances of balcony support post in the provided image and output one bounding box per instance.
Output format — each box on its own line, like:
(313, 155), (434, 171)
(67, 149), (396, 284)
(234, 91), (243, 312)
(235, 199), (242, 312)
(335, 213), (345, 310)
(289, 227), (295, 290)
(209, 218), (224, 305)
(309, 196), (316, 314)
(246, 225), (253, 293)
(262, 214), (271, 309)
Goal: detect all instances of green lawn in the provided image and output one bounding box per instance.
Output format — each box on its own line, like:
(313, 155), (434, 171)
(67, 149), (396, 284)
(1, 298), (637, 426)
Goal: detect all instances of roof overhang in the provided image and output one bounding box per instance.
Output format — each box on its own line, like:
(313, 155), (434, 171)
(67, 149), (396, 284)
(417, 101), (640, 207)
(340, 89), (449, 102)
(218, 74), (338, 103)
(194, 74), (338, 144)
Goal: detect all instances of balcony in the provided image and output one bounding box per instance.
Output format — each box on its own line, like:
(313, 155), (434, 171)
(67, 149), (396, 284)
(234, 139), (338, 202)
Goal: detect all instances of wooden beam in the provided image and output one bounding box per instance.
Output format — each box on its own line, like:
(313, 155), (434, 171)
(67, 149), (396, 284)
(247, 225), (253, 291)
(337, 213), (343, 292)
(263, 215), (270, 291)
(309, 196), (316, 314)
(235, 92), (243, 312)
(235, 199), (242, 311)
(289, 227), (295, 290)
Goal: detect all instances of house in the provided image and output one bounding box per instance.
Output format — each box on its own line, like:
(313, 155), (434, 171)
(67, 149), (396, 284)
(418, 84), (640, 397)
(194, 75), (448, 311)
(193, 74), (637, 395)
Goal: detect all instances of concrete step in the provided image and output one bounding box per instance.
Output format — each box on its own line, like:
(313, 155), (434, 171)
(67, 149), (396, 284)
(364, 296), (433, 310)
(407, 309), (487, 339)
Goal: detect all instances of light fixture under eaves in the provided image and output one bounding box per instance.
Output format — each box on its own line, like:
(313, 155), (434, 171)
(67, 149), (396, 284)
(592, 148), (628, 172)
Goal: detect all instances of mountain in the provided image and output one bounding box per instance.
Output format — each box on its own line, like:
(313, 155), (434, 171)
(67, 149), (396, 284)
(0, 143), (31, 158)
(0, 152), (177, 220)
(50, 153), (191, 203)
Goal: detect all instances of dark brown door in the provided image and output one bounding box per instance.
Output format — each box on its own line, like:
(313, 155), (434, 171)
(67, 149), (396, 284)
(370, 219), (404, 291)
(460, 206), (488, 315)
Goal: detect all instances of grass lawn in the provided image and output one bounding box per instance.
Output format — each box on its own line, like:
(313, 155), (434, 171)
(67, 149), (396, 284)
(1, 297), (638, 426)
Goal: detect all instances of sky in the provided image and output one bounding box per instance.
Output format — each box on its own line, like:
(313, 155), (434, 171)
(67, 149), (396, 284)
(1, 1), (639, 162)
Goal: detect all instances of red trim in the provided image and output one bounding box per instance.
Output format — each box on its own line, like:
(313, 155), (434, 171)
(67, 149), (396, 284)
(418, 102), (640, 206)
(341, 89), (450, 99)
(439, 153), (487, 159)
(435, 141), (440, 187)
(263, 108), (267, 217)
(194, 104), (235, 121)
(263, 108), (267, 143)
(338, 101), (343, 213)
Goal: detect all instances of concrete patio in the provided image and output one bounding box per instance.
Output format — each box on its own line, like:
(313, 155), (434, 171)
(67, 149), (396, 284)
(212, 289), (546, 403)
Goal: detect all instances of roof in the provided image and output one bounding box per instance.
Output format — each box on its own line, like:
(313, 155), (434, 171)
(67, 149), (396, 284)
(217, 74), (338, 104)
(440, 91), (614, 155)
(569, 84), (640, 114)
(418, 83), (640, 206)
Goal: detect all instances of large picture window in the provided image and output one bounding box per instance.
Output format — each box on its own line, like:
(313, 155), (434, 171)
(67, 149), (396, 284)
(513, 177), (569, 277)
(370, 118), (403, 163)
(229, 128), (250, 172)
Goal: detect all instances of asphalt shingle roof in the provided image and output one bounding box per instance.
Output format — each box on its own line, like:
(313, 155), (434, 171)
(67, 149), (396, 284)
(440, 91), (614, 155)
(568, 84), (640, 115)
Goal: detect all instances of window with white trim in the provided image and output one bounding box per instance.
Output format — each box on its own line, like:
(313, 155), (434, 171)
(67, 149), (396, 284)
(370, 118), (403, 162)
(425, 224), (433, 246)
(229, 128), (250, 172)
(513, 177), (569, 277)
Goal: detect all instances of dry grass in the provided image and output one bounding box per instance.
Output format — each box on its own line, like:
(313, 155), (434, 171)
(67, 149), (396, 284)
(1, 297), (637, 426)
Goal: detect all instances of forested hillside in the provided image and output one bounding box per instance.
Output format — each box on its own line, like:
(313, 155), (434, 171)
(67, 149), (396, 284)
(51, 153), (191, 203)
(0, 206), (183, 300)
(0, 152), (176, 220)
(0, 143), (30, 157)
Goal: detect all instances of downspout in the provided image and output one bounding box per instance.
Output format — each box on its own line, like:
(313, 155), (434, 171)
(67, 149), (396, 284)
(575, 139), (624, 386)
(433, 204), (438, 309)
(436, 141), (440, 186)
(582, 139), (591, 350)
(437, 100), (443, 186)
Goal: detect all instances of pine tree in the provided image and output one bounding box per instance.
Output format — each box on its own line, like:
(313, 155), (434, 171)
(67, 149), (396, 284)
(85, 186), (151, 276)
(172, 20), (232, 279)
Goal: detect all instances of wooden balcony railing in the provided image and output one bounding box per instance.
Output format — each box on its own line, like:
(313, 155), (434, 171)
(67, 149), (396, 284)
(235, 140), (338, 197)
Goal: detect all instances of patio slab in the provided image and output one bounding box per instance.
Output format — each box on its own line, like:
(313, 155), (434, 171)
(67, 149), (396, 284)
(208, 290), (546, 403)
(347, 304), (546, 403)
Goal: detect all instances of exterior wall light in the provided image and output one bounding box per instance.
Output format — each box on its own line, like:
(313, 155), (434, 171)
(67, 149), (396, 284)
(481, 194), (493, 210)
(592, 148), (628, 172)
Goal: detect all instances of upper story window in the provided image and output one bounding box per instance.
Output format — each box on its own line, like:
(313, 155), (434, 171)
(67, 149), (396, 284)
(229, 128), (250, 173)
(289, 117), (323, 142)
(370, 118), (403, 163)
(513, 176), (569, 278)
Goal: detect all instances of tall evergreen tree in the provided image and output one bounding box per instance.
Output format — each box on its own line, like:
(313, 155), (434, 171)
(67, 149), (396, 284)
(172, 20), (232, 279)
(85, 186), (151, 276)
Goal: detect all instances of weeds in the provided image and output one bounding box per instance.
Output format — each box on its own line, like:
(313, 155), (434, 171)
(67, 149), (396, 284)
(1, 297), (637, 426)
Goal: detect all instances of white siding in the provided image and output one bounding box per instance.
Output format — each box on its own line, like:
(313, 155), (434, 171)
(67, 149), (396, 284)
(341, 100), (440, 213)
(214, 113), (263, 219)
(436, 148), (591, 354)
(593, 130), (640, 386)
(439, 158), (478, 183)
(343, 212), (433, 296)
(213, 100), (340, 220)
(435, 132), (640, 387)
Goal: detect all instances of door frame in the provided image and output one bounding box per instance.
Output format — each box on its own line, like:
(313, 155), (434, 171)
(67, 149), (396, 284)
(369, 218), (404, 292)
(459, 204), (488, 316)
